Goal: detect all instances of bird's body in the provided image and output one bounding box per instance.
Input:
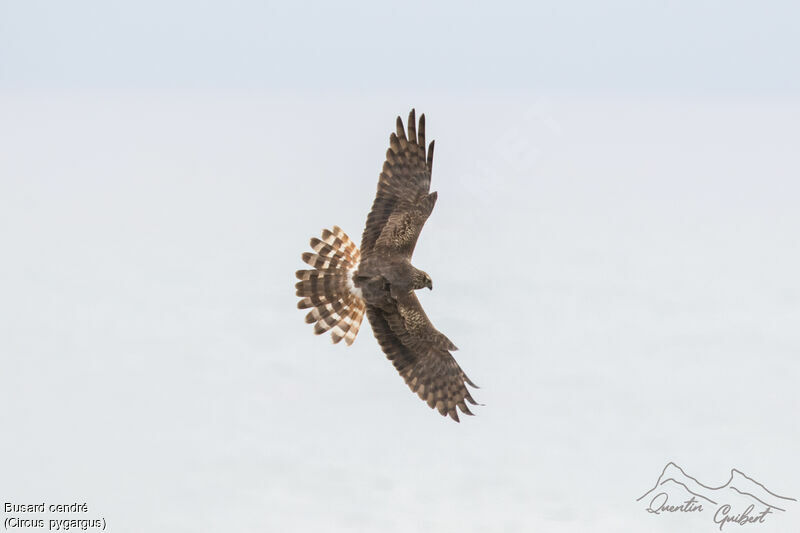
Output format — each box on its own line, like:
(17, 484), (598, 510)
(357, 256), (426, 302)
(295, 110), (478, 421)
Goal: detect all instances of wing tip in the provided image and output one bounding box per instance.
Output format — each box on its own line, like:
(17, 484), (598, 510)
(396, 115), (406, 140)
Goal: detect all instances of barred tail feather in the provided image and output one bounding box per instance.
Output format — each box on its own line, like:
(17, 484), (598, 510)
(295, 226), (365, 346)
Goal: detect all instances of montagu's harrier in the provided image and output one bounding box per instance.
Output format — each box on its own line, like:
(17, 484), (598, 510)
(295, 110), (478, 421)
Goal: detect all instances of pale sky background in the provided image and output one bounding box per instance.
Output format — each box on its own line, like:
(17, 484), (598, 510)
(1, 2), (799, 533)
(1, 0), (799, 94)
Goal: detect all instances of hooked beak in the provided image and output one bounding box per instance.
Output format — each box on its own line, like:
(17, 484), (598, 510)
(427, 280), (433, 290)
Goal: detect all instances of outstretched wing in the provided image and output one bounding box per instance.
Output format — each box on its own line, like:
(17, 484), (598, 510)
(361, 109), (436, 260)
(366, 293), (478, 422)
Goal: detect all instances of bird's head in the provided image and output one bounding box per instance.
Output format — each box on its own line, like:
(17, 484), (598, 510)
(413, 269), (433, 291)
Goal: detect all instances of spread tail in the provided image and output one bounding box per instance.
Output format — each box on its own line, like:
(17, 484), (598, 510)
(295, 226), (365, 345)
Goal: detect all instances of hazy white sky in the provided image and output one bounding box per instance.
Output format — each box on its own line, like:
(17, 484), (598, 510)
(2, 3), (799, 532)
(1, 0), (798, 94)
(2, 92), (798, 532)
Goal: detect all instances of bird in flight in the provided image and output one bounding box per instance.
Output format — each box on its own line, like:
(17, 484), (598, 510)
(295, 109), (478, 421)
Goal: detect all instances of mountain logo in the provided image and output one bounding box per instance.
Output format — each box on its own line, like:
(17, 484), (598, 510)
(637, 462), (796, 530)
